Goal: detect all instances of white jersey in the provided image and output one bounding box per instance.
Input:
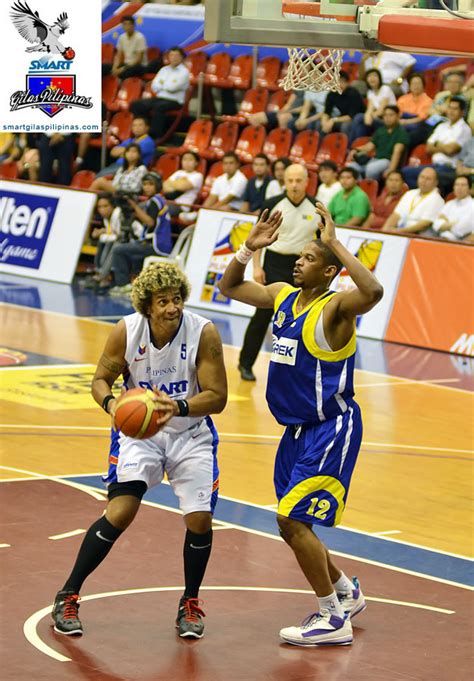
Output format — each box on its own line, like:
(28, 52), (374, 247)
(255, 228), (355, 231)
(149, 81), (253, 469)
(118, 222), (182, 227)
(123, 309), (210, 433)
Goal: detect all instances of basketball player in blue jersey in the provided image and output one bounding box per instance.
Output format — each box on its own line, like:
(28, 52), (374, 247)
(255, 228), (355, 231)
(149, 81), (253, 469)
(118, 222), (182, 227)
(219, 204), (383, 647)
(52, 262), (227, 640)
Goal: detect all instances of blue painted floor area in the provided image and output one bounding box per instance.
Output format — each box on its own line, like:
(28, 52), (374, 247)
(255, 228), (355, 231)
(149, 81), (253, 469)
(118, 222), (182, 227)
(68, 474), (473, 587)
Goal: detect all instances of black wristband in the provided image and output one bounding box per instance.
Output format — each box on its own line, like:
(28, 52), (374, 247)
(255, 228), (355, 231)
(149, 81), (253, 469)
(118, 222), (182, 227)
(176, 399), (189, 417)
(102, 394), (115, 413)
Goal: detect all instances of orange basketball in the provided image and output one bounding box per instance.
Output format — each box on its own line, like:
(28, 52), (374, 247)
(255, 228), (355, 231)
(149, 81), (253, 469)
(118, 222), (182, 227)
(114, 388), (164, 439)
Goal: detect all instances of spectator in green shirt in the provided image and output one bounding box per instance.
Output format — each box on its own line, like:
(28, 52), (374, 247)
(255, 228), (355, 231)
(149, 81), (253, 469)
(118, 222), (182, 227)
(347, 106), (409, 181)
(328, 167), (372, 226)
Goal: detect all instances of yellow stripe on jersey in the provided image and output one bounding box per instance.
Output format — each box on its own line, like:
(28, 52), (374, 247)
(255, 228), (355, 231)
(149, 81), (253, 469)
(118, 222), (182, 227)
(302, 294), (356, 362)
(277, 475), (346, 526)
(273, 284), (298, 314)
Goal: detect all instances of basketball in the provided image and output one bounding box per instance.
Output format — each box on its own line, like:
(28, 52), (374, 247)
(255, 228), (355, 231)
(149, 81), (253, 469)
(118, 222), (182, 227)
(114, 388), (164, 439)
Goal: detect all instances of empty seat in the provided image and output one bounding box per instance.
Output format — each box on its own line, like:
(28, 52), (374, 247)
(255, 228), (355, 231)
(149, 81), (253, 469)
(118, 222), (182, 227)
(71, 170), (96, 189)
(313, 133), (348, 169)
(184, 51), (208, 86)
(0, 160), (18, 180)
(359, 178), (378, 204)
(201, 122), (239, 160)
(222, 88), (269, 124)
(235, 125), (266, 163)
(108, 77), (143, 112)
(307, 170), (318, 196)
(226, 54), (253, 90)
(267, 89), (291, 113)
(167, 119), (213, 155)
(204, 52), (232, 87)
(102, 74), (119, 112)
(262, 128), (293, 162)
(408, 144), (431, 167)
(240, 164), (255, 180)
(289, 130), (320, 165)
(101, 42), (115, 63)
(153, 153), (180, 180)
(256, 56), (281, 91)
(89, 110), (133, 150)
(201, 161), (223, 199)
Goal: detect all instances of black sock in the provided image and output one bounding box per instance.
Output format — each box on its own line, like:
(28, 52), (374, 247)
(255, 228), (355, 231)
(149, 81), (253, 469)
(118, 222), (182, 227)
(62, 516), (123, 593)
(183, 529), (213, 599)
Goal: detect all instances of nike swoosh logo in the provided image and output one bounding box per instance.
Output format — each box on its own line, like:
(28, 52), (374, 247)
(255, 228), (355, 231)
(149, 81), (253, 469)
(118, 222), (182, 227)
(96, 531), (114, 543)
(190, 543), (211, 550)
(134, 357), (146, 362)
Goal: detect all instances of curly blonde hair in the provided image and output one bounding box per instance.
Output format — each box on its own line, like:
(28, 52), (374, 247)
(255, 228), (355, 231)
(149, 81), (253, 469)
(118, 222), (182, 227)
(131, 262), (191, 317)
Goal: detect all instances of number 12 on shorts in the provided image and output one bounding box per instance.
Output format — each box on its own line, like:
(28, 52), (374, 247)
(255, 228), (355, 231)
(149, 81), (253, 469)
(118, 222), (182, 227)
(307, 496), (331, 520)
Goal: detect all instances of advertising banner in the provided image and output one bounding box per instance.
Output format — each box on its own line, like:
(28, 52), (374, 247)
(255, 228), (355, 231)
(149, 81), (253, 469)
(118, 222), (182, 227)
(0, 180), (96, 283)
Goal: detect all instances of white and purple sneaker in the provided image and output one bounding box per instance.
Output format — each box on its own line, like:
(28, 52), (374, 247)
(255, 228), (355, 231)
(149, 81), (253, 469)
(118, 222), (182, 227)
(279, 609), (353, 646)
(338, 577), (366, 619)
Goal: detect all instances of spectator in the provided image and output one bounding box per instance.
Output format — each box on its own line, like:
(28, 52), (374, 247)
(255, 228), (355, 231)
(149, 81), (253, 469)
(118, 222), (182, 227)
(319, 71), (365, 137)
(103, 15), (148, 79)
(456, 137), (474, 180)
(265, 157), (291, 199)
(396, 73), (433, 144)
(402, 97), (472, 194)
(109, 172), (172, 296)
(37, 133), (75, 185)
(91, 143), (147, 194)
(432, 175), (474, 241)
(359, 51), (416, 95)
(241, 154), (272, 214)
(162, 150), (203, 217)
(315, 160), (342, 206)
(0, 133), (15, 163)
(202, 152), (247, 212)
(291, 90), (328, 132)
(328, 167), (371, 226)
(349, 68), (396, 143)
(363, 171), (407, 230)
(247, 91), (305, 129)
(382, 167), (444, 234)
(130, 47), (190, 139)
(96, 116), (155, 178)
(238, 164), (321, 381)
(347, 105), (409, 181)
(14, 134), (39, 182)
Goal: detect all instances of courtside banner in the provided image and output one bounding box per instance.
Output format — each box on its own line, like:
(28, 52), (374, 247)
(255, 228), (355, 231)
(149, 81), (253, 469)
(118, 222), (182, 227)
(185, 209), (258, 316)
(0, 0), (101, 133)
(385, 239), (474, 356)
(0, 180), (96, 283)
(333, 228), (408, 340)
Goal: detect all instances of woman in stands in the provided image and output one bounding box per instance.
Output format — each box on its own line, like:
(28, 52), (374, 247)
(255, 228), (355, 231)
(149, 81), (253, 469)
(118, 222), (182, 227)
(162, 151), (204, 219)
(349, 69), (396, 144)
(91, 143), (148, 195)
(265, 157), (291, 199)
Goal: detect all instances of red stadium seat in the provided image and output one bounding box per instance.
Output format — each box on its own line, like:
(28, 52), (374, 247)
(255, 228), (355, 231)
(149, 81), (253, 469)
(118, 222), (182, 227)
(102, 74), (119, 112)
(0, 161), (18, 180)
(204, 52), (232, 87)
(408, 144), (431, 167)
(313, 133), (348, 169)
(342, 61), (359, 82)
(351, 136), (372, 150)
(184, 51), (208, 86)
(277, 61), (289, 88)
(167, 119), (213, 155)
(307, 170), (318, 196)
(71, 170), (96, 189)
(89, 110), (134, 150)
(201, 122), (239, 160)
(289, 130), (320, 165)
(267, 89), (291, 112)
(222, 88), (269, 124)
(142, 82), (155, 99)
(143, 47), (162, 81)
(235, 125), (266, 163)
(256, 56), (281, 91)
(262, 128), (293, 162)
(152, 153), (180, 180)
(359, 178), (379, 204)
(108, 77), (143, 112)
(226, 54), (253, 90)
(101, 42), (115, 63)
(423, 69), (442, 99)
(201, 161), (223, 199)
(155, 86), (194, 145)
(240, 164), (255, 179)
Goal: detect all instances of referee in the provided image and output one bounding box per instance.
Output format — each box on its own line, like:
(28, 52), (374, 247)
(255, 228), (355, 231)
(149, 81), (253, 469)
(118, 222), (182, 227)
(238, 164), (321, 381)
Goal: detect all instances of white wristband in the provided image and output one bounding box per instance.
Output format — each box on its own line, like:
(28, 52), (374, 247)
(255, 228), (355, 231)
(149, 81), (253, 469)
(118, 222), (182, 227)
(235, 242), (254, 265)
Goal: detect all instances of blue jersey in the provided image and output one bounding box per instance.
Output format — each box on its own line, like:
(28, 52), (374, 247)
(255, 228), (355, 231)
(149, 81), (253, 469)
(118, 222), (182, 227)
(266, 285), (357, 426)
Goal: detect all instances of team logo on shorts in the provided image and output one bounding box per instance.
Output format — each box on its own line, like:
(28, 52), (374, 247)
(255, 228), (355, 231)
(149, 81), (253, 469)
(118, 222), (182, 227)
(275, 311), (286, 328)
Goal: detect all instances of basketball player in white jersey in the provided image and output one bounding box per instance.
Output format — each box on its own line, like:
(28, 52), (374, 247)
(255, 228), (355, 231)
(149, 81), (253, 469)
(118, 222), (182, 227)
(52, 262), (227, 639)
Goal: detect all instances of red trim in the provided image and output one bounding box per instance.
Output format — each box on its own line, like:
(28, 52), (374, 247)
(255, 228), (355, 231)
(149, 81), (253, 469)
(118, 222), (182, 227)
(378, 15), (474, 56)
(102, 3), (144, 34)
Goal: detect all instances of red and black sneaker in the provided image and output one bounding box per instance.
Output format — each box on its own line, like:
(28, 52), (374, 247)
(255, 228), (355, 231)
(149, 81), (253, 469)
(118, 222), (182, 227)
(176, 596), (206, 638)
(52, 590), (83, 636)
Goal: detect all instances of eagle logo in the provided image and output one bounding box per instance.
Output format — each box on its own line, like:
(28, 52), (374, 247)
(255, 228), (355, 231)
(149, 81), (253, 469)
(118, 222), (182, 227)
(10, 1), (75, 60)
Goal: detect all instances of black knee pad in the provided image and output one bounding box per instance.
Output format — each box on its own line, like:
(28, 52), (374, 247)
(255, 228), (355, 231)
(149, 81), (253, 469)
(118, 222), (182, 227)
(107, 480), (148, 501)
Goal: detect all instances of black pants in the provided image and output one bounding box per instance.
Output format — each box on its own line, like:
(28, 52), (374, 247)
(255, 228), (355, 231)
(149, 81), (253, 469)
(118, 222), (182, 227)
(130, 98), (180, 138)
(38, 135), (75, 185)
(239, 250), (298, 370)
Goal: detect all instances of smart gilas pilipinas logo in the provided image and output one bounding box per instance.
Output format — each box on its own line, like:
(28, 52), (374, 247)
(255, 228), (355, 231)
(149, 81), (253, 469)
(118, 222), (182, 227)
(9, 1), (92, 118)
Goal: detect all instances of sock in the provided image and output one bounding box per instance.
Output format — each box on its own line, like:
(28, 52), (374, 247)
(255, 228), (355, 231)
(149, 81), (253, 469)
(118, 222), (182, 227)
(183, 529), (213, 599)
(62, 516), (123, 593)
(332, 571), (354, 595)
(319, 591), (345, 618)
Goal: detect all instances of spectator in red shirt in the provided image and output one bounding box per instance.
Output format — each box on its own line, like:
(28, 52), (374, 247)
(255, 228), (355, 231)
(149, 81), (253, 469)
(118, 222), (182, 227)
(362, 171), (407, 230)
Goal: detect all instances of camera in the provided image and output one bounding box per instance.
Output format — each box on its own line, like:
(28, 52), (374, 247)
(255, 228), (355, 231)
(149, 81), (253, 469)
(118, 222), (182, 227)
(115, 190), (140, 241)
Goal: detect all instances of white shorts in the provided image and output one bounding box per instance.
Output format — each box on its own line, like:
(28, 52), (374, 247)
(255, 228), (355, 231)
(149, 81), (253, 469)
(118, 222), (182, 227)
(104, 417), (219, 515)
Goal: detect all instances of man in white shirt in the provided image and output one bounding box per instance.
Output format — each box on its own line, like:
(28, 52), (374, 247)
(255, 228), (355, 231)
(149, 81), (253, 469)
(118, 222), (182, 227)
(108, 16), (148, 79)
(432, 175), (474, 242)
(382, 166), (444, 234)
(316, 160), (342, 206)
(202, 152), (248, 212)
(130, 47), (190, 139)
(163, 151), (204, 217)
(360, 51), (416, 95)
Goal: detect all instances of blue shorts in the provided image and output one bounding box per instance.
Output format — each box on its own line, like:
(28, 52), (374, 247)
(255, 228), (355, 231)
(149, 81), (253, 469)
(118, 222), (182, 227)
(274, 402), (362, 527)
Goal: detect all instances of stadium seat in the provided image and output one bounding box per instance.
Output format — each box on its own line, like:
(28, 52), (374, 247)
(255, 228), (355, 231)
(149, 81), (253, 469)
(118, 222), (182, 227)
(142, 82), (155, 99)
(201, 122), (239, 160)
(359, 178), (378, 204)
(221, 88), (269, 124)
(423, 69), (442, 99)
(351, 136), (372, 150)
(235, 125), (266, 163)
(289, 130), (320, 165)
(143, 47), (162, 81)
(153, 153), (180, 180)
(263, 128), (293, 162)
(307, 170), (318, 196)
(313, 132), (348, 169)
(166, 119), (213, 155)
(89, 110), (133, 149)
(240, 164), (255, 179)
(184, 51), (208, 86)
(101, 43), (115, 63)
(0, 160), (18, 180)
(204, 52), (232, 87)
(71, 170), (96, 189)
(256, 56), (281, 91)
(226, 54), (253, 90)
(267, 89), (291, 112)
(201, 161), (223, 199)
(155, 86), (194, 145)
(102, 74), (119, 112)
(277, 61), (289, 88)
(342, 61), (359, 82)
(408, 144), (431, 167)
(108, 77), (143, 112)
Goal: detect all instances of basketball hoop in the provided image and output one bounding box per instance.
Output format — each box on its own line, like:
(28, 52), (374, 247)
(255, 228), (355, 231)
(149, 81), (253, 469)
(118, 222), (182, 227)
(280, 47), (344, 94)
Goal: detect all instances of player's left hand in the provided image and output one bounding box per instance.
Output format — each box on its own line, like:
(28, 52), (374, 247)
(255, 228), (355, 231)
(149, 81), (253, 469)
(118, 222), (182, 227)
(151, 386), (180, 424)
(246, 209), (283, 251)
(315, 202), (337, 245)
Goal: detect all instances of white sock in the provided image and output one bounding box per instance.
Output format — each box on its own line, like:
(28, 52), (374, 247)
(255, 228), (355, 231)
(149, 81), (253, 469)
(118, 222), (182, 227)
(318, 591), (344, 618)
(332, 571), (353, 595)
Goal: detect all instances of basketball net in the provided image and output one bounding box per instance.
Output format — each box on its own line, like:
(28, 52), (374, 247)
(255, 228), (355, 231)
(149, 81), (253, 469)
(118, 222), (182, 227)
(281, 47), (344, 94)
